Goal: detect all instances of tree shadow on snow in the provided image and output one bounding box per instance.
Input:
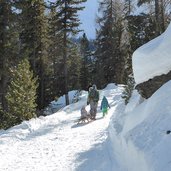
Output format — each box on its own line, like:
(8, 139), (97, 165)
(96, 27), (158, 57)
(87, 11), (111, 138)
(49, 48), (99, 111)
(71, 122), (89, 128)
(74, 138), (114, 171)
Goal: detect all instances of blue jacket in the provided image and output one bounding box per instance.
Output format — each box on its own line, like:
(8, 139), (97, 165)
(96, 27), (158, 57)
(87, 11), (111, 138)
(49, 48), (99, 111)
(100, 96), (110, 110)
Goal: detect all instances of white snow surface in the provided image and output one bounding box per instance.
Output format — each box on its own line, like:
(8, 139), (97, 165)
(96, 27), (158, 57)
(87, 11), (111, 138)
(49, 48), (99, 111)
(132, 22), (171, 84)
(1, 82), (171, 171)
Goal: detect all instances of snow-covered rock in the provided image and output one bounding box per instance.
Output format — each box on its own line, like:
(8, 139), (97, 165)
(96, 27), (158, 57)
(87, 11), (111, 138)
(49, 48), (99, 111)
(132, 22), (171, 85)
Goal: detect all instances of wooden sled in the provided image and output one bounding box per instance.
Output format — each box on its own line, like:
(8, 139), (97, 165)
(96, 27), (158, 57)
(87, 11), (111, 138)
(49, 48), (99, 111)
(76, 115), (92, 124)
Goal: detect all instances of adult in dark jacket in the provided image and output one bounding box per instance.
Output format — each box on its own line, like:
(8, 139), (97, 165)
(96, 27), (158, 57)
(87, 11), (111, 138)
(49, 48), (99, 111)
(87, 84), (99, 120)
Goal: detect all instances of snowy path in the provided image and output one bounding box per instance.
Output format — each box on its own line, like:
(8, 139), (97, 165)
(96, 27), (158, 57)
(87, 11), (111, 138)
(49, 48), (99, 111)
(0, 84), (123, 171)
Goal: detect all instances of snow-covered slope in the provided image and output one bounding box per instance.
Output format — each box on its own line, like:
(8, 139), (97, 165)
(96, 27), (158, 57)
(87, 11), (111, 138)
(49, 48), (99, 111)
(122, 80), (171, 171)
(1, 82), (171, 171)
(0, 84), (124, 171)
(110, 80), (171, 171)
(132, 22), (171, 84)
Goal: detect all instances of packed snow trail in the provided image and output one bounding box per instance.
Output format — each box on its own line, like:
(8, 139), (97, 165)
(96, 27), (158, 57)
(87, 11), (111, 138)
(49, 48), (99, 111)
(0, 84), (124, 171)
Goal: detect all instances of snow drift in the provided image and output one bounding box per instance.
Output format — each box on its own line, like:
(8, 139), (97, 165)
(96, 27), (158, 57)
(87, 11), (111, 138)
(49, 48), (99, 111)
(132, 22), (171, 84)
(110, 80), (171, 171)
(123, 80), (171, 171)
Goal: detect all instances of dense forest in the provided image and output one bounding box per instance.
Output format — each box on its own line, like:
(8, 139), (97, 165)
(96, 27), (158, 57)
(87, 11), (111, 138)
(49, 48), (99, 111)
(0, 0), (171, 129)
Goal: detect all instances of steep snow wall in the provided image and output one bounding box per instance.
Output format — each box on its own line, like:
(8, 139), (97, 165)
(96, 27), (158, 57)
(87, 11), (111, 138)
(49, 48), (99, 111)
(132, 22), (171, 85)
(124, 80), (171, 171)
(109, 80), (171, 171)
(108, 91), (152, 171)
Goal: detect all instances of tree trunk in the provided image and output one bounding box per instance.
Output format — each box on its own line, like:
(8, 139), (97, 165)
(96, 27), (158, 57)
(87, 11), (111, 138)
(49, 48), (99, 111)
(160, 0), (165, 32)
(40, 55), (44, 109)
(155, 0), (160, 35)
(64, 0), (69, 105)
(0, 1), (8, 111)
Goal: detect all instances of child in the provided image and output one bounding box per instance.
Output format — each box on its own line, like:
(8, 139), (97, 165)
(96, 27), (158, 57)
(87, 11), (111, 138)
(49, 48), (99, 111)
(81, 106), (88, 119)
(77, 106), (90, 124)
(100, 96), (110, 117)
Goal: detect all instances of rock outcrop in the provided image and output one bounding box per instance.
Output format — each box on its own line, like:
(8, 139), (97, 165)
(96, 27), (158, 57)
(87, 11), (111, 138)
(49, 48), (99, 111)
(136, 71), (171, 98)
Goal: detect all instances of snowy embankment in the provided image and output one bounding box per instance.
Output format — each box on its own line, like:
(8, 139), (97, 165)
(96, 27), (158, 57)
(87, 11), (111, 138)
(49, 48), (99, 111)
(109, 81), (171, 171)
(132, 22), (171, 84)
(1, 82), (171, 171)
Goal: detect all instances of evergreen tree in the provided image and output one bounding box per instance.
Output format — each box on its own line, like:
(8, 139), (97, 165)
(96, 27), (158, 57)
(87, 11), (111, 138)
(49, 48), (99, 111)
(0, 0), (18, 112)
(124, 14), (156, 82)
(54, 0), (87, 105)
(16, 0), (48, 109)
(137, 0), (171, 35)
(6, 59), (38, 125)
(68, 42), (81, 91)
(48, 3), (65, 99)
(79, 33), (93, 90)
(95, 0), (126, 87)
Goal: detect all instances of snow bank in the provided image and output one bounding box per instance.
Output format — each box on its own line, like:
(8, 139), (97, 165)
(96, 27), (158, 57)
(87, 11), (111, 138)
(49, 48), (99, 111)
(124, 90), (144, 113)
(110, 80), (171, 171)
(44, 90), (82, 115)
(125, 80), (171, 171)
(103, 83), (117, 90)
(108, 88), (152, 171)
(106, 80), (171, 171)
(132, 22), (171, 84)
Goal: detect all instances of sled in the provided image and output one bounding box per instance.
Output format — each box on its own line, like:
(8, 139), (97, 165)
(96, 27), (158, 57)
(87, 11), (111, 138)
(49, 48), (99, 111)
(76, 115), (92, 124)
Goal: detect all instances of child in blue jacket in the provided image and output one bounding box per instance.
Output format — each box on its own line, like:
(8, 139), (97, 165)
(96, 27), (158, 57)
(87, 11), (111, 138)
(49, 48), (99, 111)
(100, 96), (110, 117)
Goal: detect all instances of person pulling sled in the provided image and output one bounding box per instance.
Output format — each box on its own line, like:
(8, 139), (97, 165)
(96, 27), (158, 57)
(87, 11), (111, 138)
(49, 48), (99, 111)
(87, 84), (99, 120)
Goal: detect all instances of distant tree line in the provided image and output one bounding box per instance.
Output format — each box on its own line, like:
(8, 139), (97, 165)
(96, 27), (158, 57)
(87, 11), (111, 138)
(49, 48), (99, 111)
(0, 0), (170, 129)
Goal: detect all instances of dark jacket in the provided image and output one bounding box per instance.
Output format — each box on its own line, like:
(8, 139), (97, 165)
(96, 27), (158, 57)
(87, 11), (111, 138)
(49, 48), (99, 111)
(87, 86), (99, 103)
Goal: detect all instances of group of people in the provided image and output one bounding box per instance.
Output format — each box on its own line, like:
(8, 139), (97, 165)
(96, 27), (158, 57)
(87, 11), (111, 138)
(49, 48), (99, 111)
(80, 84), (110, 121)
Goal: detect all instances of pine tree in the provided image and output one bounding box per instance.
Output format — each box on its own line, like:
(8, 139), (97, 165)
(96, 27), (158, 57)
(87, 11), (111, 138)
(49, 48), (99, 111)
(0, 0), (18, 112)
(68, 42), (81, 91)
(48, 3), (65, 99)
(137, 0), (170, 35)
(79, 33), (93, 90)
(95, 0), (126, 87)
(54, 0), (87, 105)
(6, 59), (38, 125)
(123, 14), (156, 83)
(16, 0), (48, 109)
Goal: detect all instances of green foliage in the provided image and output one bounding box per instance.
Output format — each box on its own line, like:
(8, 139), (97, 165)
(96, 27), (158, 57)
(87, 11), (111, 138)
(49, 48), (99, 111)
(48, 4), (65, 98)
(0, 1), (19, 110)
(5, 59), (38, 125)
(48, 0), (87, 105)
(122, 75), (135, 105)
(95, 0), (126, 87)
(68, 42), (81, 90)
(79, 33), (94, 90)
(55, 0), (87, 35)
(16, 0), (49, 109)
(0, 109), (17, 130)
